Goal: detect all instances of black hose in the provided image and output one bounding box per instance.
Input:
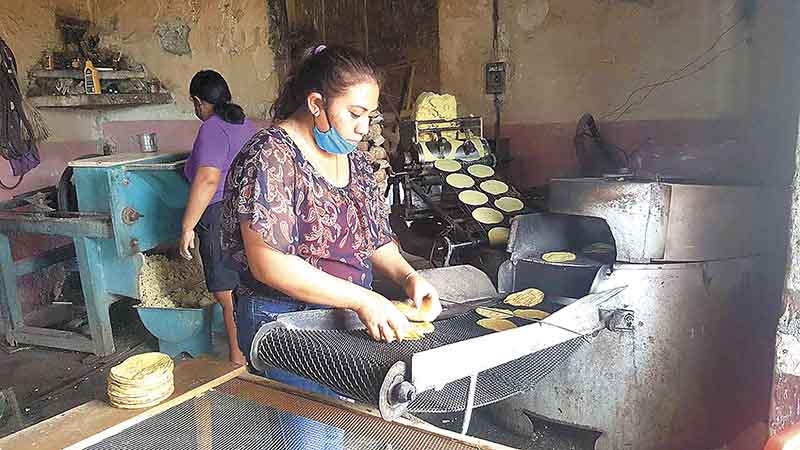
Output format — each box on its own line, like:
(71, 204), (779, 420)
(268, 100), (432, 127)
(0, 173), (23, 190)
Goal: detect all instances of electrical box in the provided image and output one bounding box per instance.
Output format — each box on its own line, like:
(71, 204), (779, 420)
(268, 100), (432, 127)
(485, 62), (506, 95)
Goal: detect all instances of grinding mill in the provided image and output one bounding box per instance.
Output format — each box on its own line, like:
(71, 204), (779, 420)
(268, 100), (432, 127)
(0, 152), (189, 355)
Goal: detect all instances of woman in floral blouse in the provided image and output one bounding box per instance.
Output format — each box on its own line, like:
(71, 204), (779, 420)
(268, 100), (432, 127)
(220, 44), (441, 441)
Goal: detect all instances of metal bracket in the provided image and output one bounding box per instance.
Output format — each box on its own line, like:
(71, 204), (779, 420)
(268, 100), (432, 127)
(461, 373), (478, 434)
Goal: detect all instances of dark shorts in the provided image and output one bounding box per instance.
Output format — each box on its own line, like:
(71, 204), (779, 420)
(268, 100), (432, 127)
(196, 201), (239, 293)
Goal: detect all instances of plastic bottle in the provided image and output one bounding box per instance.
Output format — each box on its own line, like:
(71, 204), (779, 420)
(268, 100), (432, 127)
(84, 60), (101, 95)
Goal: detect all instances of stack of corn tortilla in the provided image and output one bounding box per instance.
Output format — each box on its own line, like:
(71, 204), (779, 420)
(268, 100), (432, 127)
(107, 352), (174, 409)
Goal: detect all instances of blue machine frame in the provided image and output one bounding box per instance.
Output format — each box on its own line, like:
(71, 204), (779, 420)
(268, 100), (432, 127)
(0, 152), (188, 355)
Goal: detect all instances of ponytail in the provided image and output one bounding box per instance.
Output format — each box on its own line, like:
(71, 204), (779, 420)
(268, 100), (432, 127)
(213, 102), (246, 125)
(189, 70), (246, 125)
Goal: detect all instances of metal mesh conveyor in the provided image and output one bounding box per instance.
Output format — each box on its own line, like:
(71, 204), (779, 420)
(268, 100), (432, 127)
(84, 379), (499, 450)
(255, 307), (586, 414)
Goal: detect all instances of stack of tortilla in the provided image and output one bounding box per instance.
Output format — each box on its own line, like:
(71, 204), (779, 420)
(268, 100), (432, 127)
(107, 352), (175, 409)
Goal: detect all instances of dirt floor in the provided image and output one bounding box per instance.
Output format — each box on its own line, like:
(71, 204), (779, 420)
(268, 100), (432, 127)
(0, 300), (161, 438)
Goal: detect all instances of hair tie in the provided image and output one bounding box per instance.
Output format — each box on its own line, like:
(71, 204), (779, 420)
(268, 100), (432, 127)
(313, 44), (327, 55)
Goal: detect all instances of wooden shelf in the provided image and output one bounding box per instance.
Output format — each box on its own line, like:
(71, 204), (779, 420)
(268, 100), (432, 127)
(27, 93), (172, 108)
(31, 69), (147, 80)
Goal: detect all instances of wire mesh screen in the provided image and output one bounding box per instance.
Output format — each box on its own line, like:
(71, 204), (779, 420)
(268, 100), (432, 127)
(255, 309), (586, 413)
(84, 381), (486, 450)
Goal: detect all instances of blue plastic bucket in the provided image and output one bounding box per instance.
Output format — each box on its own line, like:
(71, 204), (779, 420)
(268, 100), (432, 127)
(136, 306), (212, 357)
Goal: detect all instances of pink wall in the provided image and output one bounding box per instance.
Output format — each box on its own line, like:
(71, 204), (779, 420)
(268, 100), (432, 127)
(102, 119), (270, 153)
(502, 119), (751, 189)
(0, 142), (98, 202)
(1, 118), (273, 204)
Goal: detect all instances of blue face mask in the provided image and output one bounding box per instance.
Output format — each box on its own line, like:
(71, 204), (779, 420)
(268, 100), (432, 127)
(312, 108), (358, 155)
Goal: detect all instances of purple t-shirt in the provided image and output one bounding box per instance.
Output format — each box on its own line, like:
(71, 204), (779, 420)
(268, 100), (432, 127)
(184, 115), (258, 204)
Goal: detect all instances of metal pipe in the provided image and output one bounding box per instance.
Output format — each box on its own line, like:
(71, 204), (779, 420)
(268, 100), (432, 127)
(461, 373), (478, 435)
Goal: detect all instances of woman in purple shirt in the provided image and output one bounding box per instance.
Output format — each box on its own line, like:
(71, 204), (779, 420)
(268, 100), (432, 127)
(179, 70), (257, 365)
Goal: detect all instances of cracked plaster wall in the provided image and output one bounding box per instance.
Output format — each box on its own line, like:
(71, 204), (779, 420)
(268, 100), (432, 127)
(440, 0), (750, 124)
(439, 0), (754, 188)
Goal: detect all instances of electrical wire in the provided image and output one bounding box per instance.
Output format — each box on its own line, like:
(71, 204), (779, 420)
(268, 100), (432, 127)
(601, 2), (753, 121)
(612, 38), (749, 121)
(0, 173), (23, 190)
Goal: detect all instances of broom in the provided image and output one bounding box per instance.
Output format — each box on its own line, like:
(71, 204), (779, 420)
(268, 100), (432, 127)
(20, 93), (50, 143)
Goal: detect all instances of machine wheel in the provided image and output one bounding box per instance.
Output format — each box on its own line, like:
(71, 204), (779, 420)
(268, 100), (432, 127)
(56, 154), (102, 212)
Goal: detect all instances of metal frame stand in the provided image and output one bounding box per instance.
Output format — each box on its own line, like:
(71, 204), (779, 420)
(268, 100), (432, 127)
(0, 211), (116, 355)
(461, 374), (478, 435)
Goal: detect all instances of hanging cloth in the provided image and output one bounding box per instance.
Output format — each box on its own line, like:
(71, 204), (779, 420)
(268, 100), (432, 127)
(0, 36), (41, 189)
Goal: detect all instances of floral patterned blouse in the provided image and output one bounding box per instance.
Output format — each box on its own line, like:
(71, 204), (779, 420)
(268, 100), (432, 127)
(221, 126), (395, 296)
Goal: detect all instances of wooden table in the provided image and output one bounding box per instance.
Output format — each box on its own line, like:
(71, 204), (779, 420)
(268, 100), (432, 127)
(0, 359), (244, 450)
(0, 358), (515, 450)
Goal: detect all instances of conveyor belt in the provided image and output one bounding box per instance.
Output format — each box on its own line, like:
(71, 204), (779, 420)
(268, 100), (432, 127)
(255, 306), (585, 414)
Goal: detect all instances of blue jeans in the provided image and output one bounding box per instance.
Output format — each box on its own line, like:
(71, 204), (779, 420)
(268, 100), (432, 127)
(235, 292), (344, 450)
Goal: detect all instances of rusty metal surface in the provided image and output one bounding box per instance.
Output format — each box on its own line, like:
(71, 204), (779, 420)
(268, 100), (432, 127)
(489, 257), (763, 450)
(548, 178), (765, 263)
(664, 183), (766, 261)
(0, 211), (113, 238)
(549, 178), (667, 263)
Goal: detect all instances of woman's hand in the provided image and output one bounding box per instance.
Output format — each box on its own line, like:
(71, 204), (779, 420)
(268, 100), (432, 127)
(179, 229), (196, 260)
(403, 271), (442, 320)
(353, 293), (409, 342)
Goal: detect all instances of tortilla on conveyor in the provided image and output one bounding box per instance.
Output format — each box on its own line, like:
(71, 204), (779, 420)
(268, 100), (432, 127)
(446, 173), (475, 189)
(434, 159), (462, 172)
(488, 227), (510, 246)
(477, 318), (517, 332)
(475, 306), (514, 319)
(479, 179), (509, 195)
(503, 288), (545, 307)
(513, 309), (550, 320)
(458, 190), (489, 206)
(494, 196), (524, 213)
(467, 164), (495, 178)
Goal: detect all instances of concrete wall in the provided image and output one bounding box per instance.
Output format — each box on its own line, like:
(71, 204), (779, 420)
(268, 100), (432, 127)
(439, 0), (753, 187)
(752, 0), (800, 437)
